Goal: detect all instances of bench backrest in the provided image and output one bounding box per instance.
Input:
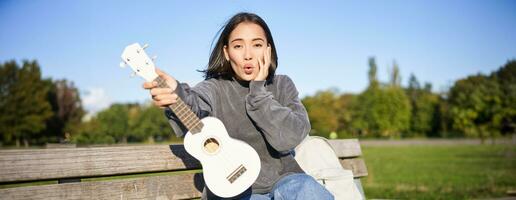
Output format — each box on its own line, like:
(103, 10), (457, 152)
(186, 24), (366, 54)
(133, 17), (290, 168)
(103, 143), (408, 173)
(0, 139), (367, 199)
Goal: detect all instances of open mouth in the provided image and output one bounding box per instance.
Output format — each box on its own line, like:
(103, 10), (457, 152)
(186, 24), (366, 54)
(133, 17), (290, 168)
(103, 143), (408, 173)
(244, 64), (253, 75)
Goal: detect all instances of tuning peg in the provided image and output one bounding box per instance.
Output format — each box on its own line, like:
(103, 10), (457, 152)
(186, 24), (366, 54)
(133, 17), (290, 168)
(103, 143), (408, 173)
(142, 44), (149, 49)
(119, 62), (126, 68)
(152, 55), (157, 61)
(131, 72), (137, 77)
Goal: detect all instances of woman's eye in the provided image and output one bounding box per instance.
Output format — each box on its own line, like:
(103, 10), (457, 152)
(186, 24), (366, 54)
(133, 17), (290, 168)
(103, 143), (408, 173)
(254, 43), (263, 48)
(233, 45), (242, 49)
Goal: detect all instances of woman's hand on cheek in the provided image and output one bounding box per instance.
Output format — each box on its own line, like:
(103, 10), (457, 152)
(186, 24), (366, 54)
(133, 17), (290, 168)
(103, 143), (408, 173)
(254, 45), (271, 81)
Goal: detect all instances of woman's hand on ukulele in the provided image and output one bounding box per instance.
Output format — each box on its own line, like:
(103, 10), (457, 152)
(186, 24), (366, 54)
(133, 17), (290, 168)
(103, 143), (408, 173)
(142, 68), (179, 108)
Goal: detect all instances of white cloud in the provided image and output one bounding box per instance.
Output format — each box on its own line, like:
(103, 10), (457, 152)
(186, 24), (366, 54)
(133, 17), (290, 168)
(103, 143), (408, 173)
(82, 87), (111, 120)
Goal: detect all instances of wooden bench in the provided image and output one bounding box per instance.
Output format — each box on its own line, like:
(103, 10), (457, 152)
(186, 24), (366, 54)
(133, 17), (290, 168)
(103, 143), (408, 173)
(0, 139), (368, 199)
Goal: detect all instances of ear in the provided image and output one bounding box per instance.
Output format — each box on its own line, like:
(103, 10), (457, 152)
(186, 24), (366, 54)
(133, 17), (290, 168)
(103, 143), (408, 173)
(223, 45), (230, 61)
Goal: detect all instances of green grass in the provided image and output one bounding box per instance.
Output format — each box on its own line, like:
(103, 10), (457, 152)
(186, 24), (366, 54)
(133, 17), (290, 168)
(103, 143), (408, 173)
(361, 144), (516, 199)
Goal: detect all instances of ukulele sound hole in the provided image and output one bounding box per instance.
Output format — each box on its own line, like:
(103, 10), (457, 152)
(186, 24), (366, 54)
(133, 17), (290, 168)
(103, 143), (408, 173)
(203, 138), (220, 154)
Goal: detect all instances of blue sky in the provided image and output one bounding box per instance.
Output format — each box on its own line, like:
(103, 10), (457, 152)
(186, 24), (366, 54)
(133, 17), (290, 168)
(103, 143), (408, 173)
(1, 0), (515, 115)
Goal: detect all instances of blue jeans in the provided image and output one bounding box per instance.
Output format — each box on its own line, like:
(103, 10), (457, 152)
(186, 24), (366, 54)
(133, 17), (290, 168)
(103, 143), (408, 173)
(243, 173), (334, 200)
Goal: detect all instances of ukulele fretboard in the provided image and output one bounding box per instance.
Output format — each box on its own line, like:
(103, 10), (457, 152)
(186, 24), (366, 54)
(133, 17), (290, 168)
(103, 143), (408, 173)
(154, 76), (203, 134)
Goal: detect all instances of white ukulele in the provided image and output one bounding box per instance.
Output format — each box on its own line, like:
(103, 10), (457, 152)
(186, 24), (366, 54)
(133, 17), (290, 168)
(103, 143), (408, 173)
(120, 43), (261, 198)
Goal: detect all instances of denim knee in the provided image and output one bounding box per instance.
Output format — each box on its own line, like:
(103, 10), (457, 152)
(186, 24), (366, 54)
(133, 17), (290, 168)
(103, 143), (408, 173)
(273, 173), (334, 200)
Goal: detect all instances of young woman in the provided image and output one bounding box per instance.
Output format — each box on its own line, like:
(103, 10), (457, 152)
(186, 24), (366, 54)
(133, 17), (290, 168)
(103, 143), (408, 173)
(143, 12), (334, 200)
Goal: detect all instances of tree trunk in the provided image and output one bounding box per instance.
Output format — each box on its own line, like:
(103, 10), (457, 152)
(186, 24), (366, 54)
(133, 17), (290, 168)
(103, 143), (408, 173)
(478, 126), (486, 145)
(23, 138), (29, 147)
(147, 136), (155, 144)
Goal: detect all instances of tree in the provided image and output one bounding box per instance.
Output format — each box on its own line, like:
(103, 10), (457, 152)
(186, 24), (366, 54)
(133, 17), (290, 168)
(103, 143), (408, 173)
(132, 103), (174, 143)
(43, 79), (85, 142)
(368, 57), (379, 87)
(390, 61), (401, 87)
(0, 60), (53, 146)
(405, 74), (439, 137)
(335, 93), (357, 137)
(351, 58), (411, 137)
(95, 103), (137, 143)
(376, 87), (411, 137)
(493, 60), (516, 135)
(448, 74), (502, 142)
(302, 89), (340, 138)
(351, 85), (378, 136)
(72, 118), (115, 144)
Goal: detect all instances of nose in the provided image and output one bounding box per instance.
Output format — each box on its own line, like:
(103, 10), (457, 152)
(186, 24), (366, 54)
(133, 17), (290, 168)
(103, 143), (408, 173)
(244, 47), (252, 61)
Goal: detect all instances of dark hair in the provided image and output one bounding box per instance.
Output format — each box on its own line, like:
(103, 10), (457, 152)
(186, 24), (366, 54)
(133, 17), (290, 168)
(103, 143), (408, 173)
(203, 12), (278, 82)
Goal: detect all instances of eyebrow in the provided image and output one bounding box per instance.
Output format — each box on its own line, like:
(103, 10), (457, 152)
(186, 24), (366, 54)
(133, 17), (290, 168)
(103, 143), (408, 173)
(230, 38), (265, 43)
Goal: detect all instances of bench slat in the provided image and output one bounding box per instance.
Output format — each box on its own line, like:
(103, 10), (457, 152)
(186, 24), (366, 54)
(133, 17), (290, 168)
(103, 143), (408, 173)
(0, 158), (366, 200)
(0, 173), (204, 200)
(340, 158), (368, 177)
(0, 139), (365, 183)
(0, 145), (201, 183)
(327, 139), (362, 158)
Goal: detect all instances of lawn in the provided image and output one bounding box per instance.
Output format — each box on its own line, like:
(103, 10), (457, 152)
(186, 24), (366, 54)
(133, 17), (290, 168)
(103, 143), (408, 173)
(361, 144), (516, 199)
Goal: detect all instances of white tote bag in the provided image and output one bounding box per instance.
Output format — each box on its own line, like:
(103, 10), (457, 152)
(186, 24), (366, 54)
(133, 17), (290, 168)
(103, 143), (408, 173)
(294, 136), (363, 200)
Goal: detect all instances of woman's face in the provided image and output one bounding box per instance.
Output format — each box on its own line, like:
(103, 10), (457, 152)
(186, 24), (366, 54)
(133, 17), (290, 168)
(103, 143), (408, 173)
(224, 22), (268, 81)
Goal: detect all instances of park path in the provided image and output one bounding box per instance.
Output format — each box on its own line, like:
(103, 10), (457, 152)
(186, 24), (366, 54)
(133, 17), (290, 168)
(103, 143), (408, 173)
(359, 138), (516, 146)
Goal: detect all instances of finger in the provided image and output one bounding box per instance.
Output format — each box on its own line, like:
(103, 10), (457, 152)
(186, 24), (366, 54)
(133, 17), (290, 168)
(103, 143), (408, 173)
(262, 51), (266, 67)
(258, 54), (263, 70)
(264, 46), (271, 68)
(143, 81), (158, 89)
(153, 93), (178, 101)
(156, 68), (173, 81)
(154, 100), (172, 108)
(143, 82), (154, 89)
(150, 88), (174, 96)
(157, 98), (177, 107)
(155, 68), (165, 76)
(155, 68), (177, 88)
(171, 93), (178, 100)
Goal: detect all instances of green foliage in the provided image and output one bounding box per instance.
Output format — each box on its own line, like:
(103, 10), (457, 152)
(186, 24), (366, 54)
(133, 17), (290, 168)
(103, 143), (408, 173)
(351, 59), (411, 138)
(73, 118), (115, 144)
(95, 103), (135, 143)
(380, 87), (411, 137)
(411, 92), (439, 136)
(389, 61), (401, 87)
(406, 74), (439, 137)
(351, 85), (379, 136)
(493, 60), (516, 135)
(302, 90), (341, 138)
(335, 94), (357, 138)
(368, 57), (379, 87)
(448, 74), (502, 139)
(445, 60), (516, 140)
(354, 86), (411, 137)
(42, 79), (85, 142)
(72, 103), (177, 144)
(0, 60), (53, 146)
(131, 104), (173, 143)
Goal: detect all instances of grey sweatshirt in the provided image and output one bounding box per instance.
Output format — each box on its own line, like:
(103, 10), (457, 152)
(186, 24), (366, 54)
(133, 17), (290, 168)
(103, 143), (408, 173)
(165, 74), (310, 195)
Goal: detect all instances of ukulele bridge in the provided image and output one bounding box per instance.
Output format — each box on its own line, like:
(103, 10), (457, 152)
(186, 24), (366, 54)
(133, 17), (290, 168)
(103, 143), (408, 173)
(226, 164), (247, 183)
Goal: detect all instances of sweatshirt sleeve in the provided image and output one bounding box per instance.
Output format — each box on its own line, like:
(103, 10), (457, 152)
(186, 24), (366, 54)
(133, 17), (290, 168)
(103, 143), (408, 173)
(245, 75), (311, 153)
(164, 80), (215, 137)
